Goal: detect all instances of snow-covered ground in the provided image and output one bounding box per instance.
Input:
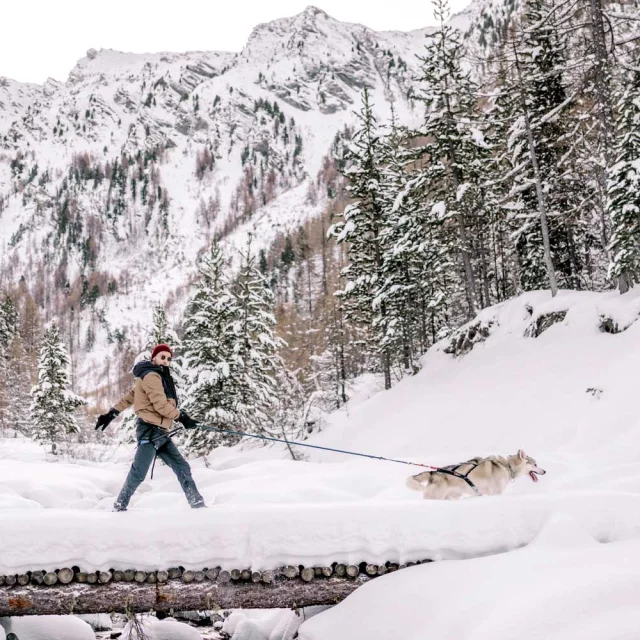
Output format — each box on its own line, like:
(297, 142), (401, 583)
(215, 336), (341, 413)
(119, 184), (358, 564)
(3, 288), (640, 638)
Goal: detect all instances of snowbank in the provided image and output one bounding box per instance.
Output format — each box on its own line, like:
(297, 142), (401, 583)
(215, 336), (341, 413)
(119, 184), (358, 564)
(0, 615), (94, 640)
(298, 514), (640, 640)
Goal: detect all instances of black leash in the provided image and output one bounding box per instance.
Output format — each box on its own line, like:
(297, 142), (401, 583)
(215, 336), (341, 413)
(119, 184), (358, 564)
(149, 423), (480, 492)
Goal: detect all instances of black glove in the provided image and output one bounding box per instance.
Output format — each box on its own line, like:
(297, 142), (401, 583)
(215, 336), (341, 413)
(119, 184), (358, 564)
(95, 408), (120, 431)
(178, 411), (198, 430)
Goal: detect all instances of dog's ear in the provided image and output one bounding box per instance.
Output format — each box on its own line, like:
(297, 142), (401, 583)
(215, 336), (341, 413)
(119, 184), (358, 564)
(518, 449), (527, 460)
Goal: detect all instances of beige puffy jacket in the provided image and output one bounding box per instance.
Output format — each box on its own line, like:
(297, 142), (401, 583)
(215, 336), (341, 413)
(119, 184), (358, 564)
(115, 372), (179, 431)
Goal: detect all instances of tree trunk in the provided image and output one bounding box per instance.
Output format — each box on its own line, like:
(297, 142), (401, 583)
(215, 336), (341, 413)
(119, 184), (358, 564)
(0, 578), (366, 617)
(513, 42), (559, 297)
(588, 0), (614, 253)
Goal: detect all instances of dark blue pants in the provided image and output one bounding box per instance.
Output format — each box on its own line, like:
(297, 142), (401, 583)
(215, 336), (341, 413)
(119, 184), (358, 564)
(115, 432), (204, 509)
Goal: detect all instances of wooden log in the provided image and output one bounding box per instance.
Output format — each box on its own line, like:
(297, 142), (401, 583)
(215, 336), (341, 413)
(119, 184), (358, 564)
(261, 570), (275, 584)
(182, 571), (195, 584)
(218, 570), (231, 584)
(240, 570), (251, 582)
(251, 572), (262, 583)
(86, 573), (98, 585)
(57, 568), (74, 585)
(0, 576), (366, 616)
(365, 564), (378, 576)
(4, 576), (16, 587)
(76, 573), (88, 584)
(387, 563), (399, 572)
(30, 572), (45, 586)
(335, 564), (346, 578)
(377, 565), (388, 576)
(205, 568), (219, 581)
(43, 573), (57, 586)
(0, 576), (5, 586)
(123, 570), (136, 582)
(314, 568), (323, 577)
(134, 572), (147, 584)
(167, 567), (182, 580)
(230, 569), (241, 581)
(146, 572), (157, 584)
(300, 568), (314, 583)
(98, 572), (112, 585)
(194, 571), (205, 583)
(322, 567), (333, 578)
(17, 575), (29, 587)
(113, 571), (124, 583)
(346, 565), (359, 578)
(156, 571), (169, 584)
(282, 566), (299, 579)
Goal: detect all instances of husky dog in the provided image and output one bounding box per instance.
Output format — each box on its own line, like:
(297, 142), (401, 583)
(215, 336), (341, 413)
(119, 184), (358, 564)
(406, 449), (546, 500)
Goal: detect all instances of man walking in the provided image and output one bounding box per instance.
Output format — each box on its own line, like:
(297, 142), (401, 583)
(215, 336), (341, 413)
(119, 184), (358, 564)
(96, 344), (205, 511)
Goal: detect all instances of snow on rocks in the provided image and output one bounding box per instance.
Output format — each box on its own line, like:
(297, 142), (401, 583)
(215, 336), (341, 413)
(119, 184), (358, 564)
(76, 614), (112, 632)
(121, 616), (203, 640)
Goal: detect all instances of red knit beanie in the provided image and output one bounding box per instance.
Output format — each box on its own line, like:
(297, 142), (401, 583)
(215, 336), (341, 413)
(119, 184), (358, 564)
(151, 344), (173, 360)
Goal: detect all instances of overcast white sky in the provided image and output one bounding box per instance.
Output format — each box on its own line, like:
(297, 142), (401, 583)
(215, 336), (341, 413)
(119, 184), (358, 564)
(3, 0), (471, 85)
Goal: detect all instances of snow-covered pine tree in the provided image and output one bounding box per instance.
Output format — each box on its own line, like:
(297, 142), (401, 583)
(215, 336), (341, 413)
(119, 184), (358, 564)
(329, 87), (393, 389)
(182, 245), (239, 454)
(230, 240), (286, 435)
(30, 323), (86, 454)
(374, 112), (453, 372)
(0, 298), (18, 432)
(579, 0), (615, 253)
(505, 0), (585, 293)
(606, 71), (640, 293)
(374, 116), (421, 372)
(2, 335), (34, 436)
(147, 305), (179, 348)
(412, 0), (486, 318)
(0, 296), (19, 349)
(0, 298), (33, 436)
(482, 77), (522, 301)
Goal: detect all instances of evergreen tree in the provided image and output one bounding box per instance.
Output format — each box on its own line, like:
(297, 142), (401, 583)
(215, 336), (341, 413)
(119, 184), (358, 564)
(281, 235), (295, 268)
(230, 240), (286, 434)
(412, 0), (486, 317)
(375, 116), (431, 371)
(147, 305), (179, 348)
(504, 0), (582, 293)
(483, 79), (522, 301)
(607, 71), (640, 293)
(30, 324), (86, 454)
(0, 296), (19, 349)
(182, 245), (239, 454)
(329, 87), (392, 389)
(2, 335), (34, 436)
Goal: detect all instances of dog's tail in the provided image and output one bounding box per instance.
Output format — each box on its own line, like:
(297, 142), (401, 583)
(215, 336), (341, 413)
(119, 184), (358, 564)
(406, 472), (429, 492)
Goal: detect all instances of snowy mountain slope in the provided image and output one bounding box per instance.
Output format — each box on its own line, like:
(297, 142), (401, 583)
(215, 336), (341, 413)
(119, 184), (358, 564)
(0, 5), (444, 394)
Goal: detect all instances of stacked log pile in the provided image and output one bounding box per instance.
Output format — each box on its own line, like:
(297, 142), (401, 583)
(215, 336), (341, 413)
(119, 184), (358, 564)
(0, 560), (432, 616)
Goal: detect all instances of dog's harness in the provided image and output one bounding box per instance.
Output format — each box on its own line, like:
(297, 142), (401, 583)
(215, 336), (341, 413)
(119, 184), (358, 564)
(433, 459), (483, 495)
